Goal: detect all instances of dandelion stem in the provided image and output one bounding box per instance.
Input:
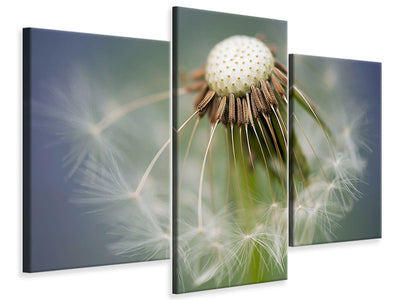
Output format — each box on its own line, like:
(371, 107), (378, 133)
(178, 118), (200, 193)
(292, 149), (314, 202)
(209, 128), (216, 213)
(134, 108), (197, 199)
(133, 138), (170, 199)
(176, 110), (198, 132)
(224, 127), (231, 211)
(95, 87), (187, 135)
(245, 94), (255, 127)
(239, 127), (258, 221)
(292, 113), (329, 183)
(276, 108), (287, 133)
(263, 113), (285, 172)
(272, 107), (287, 148)
(244, 125), (270, 203)
(231, 125), (249, 234)
(239, 127), (252, 205)
(198, 123), (218, 229)
(293, 86), (336, 162)
(250, 123), (278, 202)
(293, 178), (300, 202)
(257, 119), (286, 194)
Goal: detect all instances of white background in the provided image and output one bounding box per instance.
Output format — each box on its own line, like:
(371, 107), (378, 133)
(1, 0), (398, 299)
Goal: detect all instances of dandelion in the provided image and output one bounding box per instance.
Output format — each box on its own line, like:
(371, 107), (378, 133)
(175, 35), (288, 292)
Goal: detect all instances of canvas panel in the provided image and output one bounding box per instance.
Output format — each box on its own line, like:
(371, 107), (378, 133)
(289, 54), (382, 246)
(172, 7), (288, 293)
(23, 28), (170, 272)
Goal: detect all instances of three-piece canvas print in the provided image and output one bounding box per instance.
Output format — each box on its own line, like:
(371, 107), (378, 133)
(23, 6), (381, 294)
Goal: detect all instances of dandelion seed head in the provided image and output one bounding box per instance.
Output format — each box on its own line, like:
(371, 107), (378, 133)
(35, 68), (125, 177)
(178, 211), (236, 287)
(130, 192), (139, 200)
(205, 36), (274, 97)
(71, 146), (170, 260)
(212, 241), (221, 249)
(107, 205), (170, 261)
(89, 124), (101, 137)
(230, 226), (286, 274)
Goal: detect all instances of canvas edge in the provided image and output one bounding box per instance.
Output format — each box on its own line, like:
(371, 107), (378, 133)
(22, 27), (32, 273)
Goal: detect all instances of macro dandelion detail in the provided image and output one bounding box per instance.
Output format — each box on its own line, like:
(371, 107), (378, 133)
(26, 28), (171, 270)
(289, 54), (382, 246)
(173, 8), (288, 293)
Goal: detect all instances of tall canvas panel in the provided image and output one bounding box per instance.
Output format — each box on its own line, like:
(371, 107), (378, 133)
(23, 28), (170, 272)
(289, 54), (382, 246)
(173, 7), (288, 293)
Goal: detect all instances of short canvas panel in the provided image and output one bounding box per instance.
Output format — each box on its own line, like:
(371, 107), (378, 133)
(289, 54), (382, 246)
(23, 28), (170, 272)
(172, 7), (288, 293)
